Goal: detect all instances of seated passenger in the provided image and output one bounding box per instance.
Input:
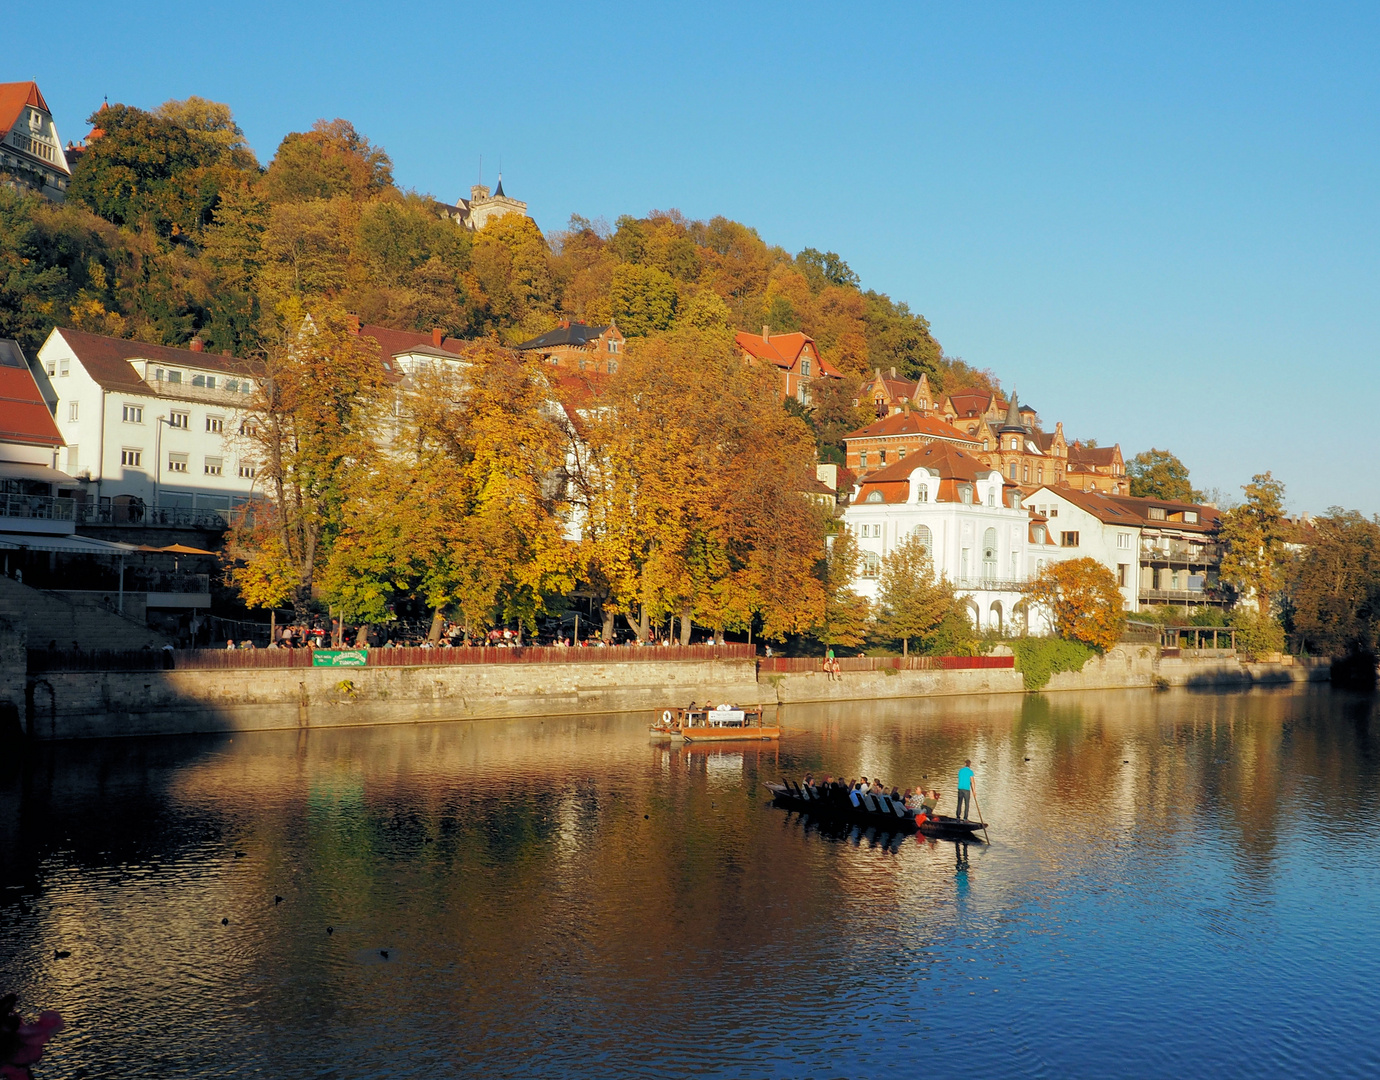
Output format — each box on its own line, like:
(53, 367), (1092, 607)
(921, 790), (940, 815)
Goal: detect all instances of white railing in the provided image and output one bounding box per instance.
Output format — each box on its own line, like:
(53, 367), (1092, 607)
(0, 493), (75, 521)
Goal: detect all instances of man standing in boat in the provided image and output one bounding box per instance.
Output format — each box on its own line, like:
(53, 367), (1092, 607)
(956, 760), (975, 820)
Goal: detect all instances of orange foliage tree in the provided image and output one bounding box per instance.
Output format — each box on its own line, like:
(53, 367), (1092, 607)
(1028, 557), (1126, 651)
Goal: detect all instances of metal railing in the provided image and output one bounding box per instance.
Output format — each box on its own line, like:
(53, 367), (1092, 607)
(954, 578), (1027, 592)
(0, 493), (75, 521)
(1139, 542), (1221, 562)
(124, 571), (211, 593)
(27, 642), (759, 672)
(77, 505), (228, 529)
(757, 655), (1014, 674)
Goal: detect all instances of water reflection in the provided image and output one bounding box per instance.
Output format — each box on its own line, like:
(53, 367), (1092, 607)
(2, 687), (1379, 1078)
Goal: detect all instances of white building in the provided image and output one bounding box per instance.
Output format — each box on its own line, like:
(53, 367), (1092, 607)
(0, 82), (71, 201)
(843, 442), (1036, 633)
(35, 329), (262, 524)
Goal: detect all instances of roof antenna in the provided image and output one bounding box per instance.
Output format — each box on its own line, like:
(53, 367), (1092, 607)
(478, 154), (482, 186)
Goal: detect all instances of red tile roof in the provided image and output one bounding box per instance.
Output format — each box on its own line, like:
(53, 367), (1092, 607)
(1068, 443), (1119, 467)
(1038, 486), (1221, 533)
(53, 329), (252, 392)
(945, 389), (1008, 418)
(0, 340), (61, 449)
(0, 82), (49, 139)
(854, 441), (999, 503)
(359, 324), (468, 360)
(842, 410), (979, 445)
(734, 330), (841, 377)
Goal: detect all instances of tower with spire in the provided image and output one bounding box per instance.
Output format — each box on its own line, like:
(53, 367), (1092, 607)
(456, 169), (529, 230)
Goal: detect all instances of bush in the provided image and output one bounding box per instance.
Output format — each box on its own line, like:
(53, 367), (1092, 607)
(1012, 637), (1097, 691)
(1232, 608), (1286, 659)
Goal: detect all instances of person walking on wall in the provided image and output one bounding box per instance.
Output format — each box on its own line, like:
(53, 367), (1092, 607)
(956, 759), (975, 820)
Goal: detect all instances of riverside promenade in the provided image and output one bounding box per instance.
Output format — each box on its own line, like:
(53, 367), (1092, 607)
(3, 618), (1331, 740)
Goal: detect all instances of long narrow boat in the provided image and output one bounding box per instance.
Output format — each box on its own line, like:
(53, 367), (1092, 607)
(766, 780), (987, 839)
(650, 705), (780, 742)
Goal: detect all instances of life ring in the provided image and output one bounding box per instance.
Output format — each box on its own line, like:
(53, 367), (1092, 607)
(662, 710), (673, 724)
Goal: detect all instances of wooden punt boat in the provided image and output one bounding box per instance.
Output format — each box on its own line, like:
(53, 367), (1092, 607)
(650, 705), (780, 742)
(765, 780), (987, 839)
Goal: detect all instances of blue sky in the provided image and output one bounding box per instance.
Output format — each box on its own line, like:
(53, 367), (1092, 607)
(35, 1), (1380, 513)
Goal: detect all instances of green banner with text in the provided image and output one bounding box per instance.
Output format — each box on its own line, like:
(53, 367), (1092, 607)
(312, 649), (368, 667)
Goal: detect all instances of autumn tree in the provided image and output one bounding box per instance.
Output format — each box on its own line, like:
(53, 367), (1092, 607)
(1128, 448), (1202, 502)
(226, 303), (388, 614)
(1284, 508), (1380, 658)
(873, 532), (958, 654)
(262, 119), (393, 203)
(1219, 472), (1288, 618)
(608, 263), (677, 336)
(1028, 557), (1126, 651)
(812, 530), (872, 650)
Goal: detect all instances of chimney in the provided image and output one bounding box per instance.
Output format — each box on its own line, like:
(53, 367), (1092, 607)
(890, 366), (896, 379)
(346, 313), (361, 334)
(432, 327), (443, 347)
(189, 338), (204, 353)
(762, 324), (770, 343)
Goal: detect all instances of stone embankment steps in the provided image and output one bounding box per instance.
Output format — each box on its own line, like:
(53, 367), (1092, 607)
(0, 575), (167, 651)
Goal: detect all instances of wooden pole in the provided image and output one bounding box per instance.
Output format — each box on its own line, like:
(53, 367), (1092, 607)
(969, 783), (991, 844)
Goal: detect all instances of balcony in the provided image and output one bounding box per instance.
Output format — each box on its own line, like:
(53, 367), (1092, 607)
(0, 493), (76, 535)
(1140, 588), (1226, 606)
(955, 577), (1027, 592)
(1139, 541), (1221, 565)
(77, 504), (228, 530)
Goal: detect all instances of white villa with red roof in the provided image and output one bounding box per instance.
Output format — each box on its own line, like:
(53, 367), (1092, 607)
(735, 326), (840, 403)
(842, 442), (1040, 634)
(841, 409), (982, 477)
(0, 82), (70, 201)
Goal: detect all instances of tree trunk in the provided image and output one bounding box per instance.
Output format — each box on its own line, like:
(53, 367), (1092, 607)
(354, 624), (369, 647)
(427, 608), (445, 643)
(903, 638), (908, 656)
(679, 612), (692, 645)
(601, 607), (616, 643)
(639, 604), (649, 642)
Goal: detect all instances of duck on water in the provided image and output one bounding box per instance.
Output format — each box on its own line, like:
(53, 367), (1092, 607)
(766, 776), (988, 840)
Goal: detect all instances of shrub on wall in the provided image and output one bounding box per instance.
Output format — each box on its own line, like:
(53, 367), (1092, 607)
(1012, 637), (1097, 691)
(1232, 608), (1286, 659)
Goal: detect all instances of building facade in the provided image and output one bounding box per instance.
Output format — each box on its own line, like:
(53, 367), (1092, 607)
(513, 321), (625, 374)
(856, 369), (935, 418)
(735, 327), (840, 402)
(36, 329), (262, 522)
(0, 82), (71, 201)
(841, 409), (982, 478)
(842, 442), (1034, 633)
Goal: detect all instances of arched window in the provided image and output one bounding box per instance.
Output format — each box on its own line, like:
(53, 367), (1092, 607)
(912, 524), (932, 554)
(866, 490), (884, 503)
(982, 527), (998, 580)
(916, 484), (928, 503)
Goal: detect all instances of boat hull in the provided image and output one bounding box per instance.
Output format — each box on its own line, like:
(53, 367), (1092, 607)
(766, 782), (987, 839)
(681, 726), (781, 743)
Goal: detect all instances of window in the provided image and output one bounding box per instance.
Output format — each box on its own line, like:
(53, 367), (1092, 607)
(1022, 464), (1030, 482)
(1117, 532), (1131, 549)
(66, 445), (78, 470)
(68, 401), (78, 422)
(607, 360), (618, 374)
(1117, 563), (1129, 587)
(239, 381), (251, 394)
(982, 528), (998, 579)
(121, 448), (142, 467)
(913, 525), (932, 553)
(238, 463), (256, 479)
(167, 453), (188, 473)
(1034, 525), (1047, 545)
(801, 357), (811, 377)
(879, 449), (887, 465)
(169, 410), (189, 429)
(1060, 531), (1080, 547)
(59, 359), (69, 377)
(859, 451), (868, 468)
(865, 490), (883, 503)
(1049, 506), (1058, 518)
(239, 420), (258, 436)
(1008, 463), (1017, 480)
(960, 485), (973, 505)
(226, 379), (239, 393)
(1184, 511), (1198, 524)
(987, 487), (996, 507)
(1037, 466), (1044, 483)
(206, 416), (224, 434)
(122, 404), (143, 423)
(897, 447), (906, 460)
(1010, 436), (1019, 450)
(1148, 507), (1166, 521)
(166, 370), (182, 384)
(204, 456), (223, 476)
(192, 374), (217, 389)
(45, 359), (55, 376)
(861, 552), (881, 578)
(916, 484), (928, 503)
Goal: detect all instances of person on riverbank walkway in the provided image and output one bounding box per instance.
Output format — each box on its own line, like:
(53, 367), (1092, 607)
(956, 760), (975, 820)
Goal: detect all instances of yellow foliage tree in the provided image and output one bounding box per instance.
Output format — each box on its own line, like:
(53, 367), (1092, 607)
(1028, 557), (1126, 651)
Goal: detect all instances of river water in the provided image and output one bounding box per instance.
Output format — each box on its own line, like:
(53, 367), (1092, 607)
(2, 687), (1379, 1078)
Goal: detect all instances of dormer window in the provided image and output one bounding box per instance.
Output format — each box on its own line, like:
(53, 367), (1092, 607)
(866, 490), (884, 503)
(960, 485), (973, 505)
(1184, 511), (1198, 524)
(1148, 507), (1167, 521)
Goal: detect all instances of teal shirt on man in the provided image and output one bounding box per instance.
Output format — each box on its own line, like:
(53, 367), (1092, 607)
(958, 766), (974, 791)
(956, 761), (975, 819)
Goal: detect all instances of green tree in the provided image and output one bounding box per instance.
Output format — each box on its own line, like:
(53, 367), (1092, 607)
(1219, 472), (1288, 618)
(1128, 448), (1202, 502)
(152, 96), (258, 168)
(607, 263), (678, 336)
(874, 532), (957, 654)
(795, 247), (860, 291)
(262, 119), (393, 203)
(814, 530), (872, 649)
(1285, 508), (1380, 657)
